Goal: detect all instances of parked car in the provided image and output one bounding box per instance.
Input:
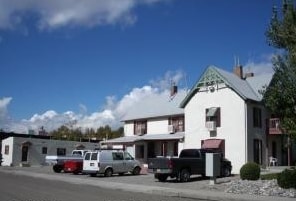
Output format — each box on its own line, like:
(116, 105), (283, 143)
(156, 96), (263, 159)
(46, 150), (89, 173)
(148, 149), (232, 182)
(83, 150), (142, 177)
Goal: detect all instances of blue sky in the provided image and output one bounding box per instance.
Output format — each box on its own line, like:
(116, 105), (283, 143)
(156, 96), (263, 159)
(0, 0), (280, 133)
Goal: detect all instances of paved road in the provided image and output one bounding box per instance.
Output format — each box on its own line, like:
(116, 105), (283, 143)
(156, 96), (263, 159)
(0, 171), (204, 201)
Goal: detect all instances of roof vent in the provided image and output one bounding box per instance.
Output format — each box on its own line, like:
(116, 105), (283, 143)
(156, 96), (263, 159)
(244, 72), (254, 79)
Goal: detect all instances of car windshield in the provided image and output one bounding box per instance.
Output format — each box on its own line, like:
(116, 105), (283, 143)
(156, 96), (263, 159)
(72, 151), (82, 155)
(124, 152), (134, 160)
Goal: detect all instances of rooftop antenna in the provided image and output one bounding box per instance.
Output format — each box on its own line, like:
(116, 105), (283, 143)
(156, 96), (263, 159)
(184, 73), (189, 93)
(234, 55), (241, 66)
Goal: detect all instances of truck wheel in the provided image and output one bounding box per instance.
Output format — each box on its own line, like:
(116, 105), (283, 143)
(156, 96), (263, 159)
(222, 166), (231, 177)
(53, 165), (63, 173)
(157, 174), (168, 182)
(179, 169), (190, 182)
(104, 168), (113, 177)
(132, 167), (141, 175)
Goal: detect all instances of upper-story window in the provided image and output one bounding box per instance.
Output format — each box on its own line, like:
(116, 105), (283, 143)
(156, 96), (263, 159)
(169, 116), (185, 132)
(134, 120), (147, 135)
(205, 107), (221, 127)
(253, 107), (262, 128)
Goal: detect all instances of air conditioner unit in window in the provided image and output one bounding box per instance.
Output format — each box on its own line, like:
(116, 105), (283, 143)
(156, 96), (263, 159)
(206, 121), (216, 131)
(168, 125), (174, 134)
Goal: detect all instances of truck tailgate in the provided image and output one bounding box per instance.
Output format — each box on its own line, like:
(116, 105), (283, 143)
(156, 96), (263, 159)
(148, 157), (176, 174)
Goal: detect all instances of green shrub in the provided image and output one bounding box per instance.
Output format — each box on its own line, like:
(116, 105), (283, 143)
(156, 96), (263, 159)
(261, 173), (280, 180)
(277, 169), (296, 189)
(240, 162), (260, 180)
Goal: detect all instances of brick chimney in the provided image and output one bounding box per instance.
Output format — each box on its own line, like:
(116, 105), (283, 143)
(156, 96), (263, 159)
(170, 83), (178, 97)
(233, 65), (243, 79)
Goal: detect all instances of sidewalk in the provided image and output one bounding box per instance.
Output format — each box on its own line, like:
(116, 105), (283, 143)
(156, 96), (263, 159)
(0, 166), (294, 201)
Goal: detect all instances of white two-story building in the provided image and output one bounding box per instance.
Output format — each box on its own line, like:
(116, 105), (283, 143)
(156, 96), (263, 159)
(180, 65), (274, 173)
(105, 65), (295, 174)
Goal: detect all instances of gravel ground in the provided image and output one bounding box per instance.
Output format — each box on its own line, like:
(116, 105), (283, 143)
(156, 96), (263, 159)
(224, 179), (296, 198)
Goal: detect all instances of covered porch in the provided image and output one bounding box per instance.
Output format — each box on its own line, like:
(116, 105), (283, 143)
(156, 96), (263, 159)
(266, 118), (296, 166)
(102, 132), (184, 163)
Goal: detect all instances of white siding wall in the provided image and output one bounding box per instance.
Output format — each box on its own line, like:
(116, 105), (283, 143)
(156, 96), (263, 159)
(124, 122), (134, 136)
(1, 137), (14, 166)
(124, 118), (170, 136)
(184, 87), (246, 174)
(1, 137), (99, 166)
(147, 118), (169, 135)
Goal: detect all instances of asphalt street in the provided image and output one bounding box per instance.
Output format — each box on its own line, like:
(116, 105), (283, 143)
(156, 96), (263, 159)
(0, 171), (204, 201)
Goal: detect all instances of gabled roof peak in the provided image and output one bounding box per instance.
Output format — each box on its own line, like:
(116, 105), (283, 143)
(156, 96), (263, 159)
(180, 65), (273, 108)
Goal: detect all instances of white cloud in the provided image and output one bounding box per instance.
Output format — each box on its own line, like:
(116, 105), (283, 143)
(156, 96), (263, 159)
(79, 104), (87, 114)
(0, 97), (12, 120)
(243, 54), (275, 75)
(149, 70), (186, 91)
(0, 0), (168, 31)
(0, 70), (184, 134)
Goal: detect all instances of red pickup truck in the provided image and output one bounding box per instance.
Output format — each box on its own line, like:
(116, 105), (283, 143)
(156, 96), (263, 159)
(64, 160), (83, 174)
(46, 150), (88, 173)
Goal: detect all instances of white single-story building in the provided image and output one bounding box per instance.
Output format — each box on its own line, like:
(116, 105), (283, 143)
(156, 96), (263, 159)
(1, 136), (99, 167)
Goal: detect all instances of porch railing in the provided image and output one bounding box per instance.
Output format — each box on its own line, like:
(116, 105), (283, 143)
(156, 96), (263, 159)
(268, 118), (283, 135)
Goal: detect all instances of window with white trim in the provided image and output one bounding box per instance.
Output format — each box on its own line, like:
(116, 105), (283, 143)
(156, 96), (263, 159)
(205, 107), (221, 127)
(134, 120), (147, 135)
(169, 116), (184, 132)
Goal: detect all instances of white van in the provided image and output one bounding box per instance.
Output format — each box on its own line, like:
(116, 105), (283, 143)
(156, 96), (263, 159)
(83, 150), (142, 177)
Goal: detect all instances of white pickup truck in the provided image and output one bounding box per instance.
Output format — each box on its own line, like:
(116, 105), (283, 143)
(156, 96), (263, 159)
(45, 150), (89, 173)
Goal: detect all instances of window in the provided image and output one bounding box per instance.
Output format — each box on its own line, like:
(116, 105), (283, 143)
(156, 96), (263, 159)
(4, 145), (9, 155)
(134, 120), (147, 135)
(91, 153), (98, 160)
(42, 147), (48, 154)
(254, 139), (262, 164)
(84, 152), (91, 160)
(205, 107), (221, 127)
(253, 107), (262, 128)
(112, 152), (123, 160)
(57, 148), (66, 156)
(124, 152), (134, 160)
(179, 149), (200, 158)
(169, 116), (185, 132)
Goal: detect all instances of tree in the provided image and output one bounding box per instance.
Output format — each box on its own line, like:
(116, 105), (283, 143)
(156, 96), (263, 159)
(264, 0), (296, 165)
(49, 125), (124, 142)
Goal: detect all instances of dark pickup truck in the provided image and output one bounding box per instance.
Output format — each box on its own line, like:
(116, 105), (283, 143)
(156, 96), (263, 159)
(148, 149), (232, 182)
